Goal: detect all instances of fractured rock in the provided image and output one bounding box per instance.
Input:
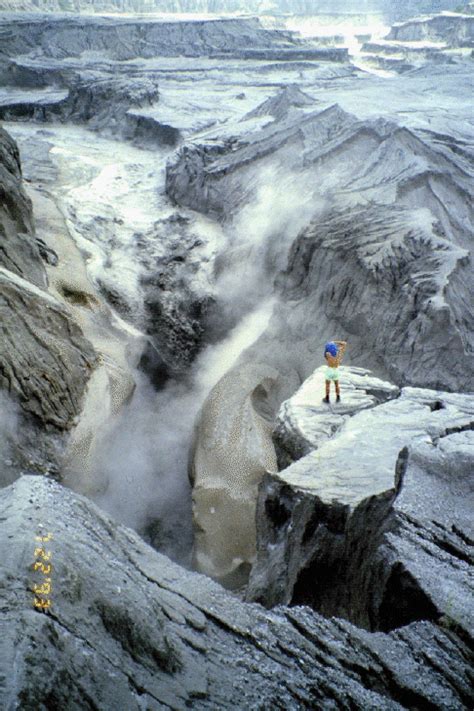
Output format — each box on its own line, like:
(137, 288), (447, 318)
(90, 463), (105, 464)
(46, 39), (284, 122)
(387, 13), (474, 47)
(273, 365), (400, 469)
(247, 367), (474, 654)
(1, 474), (472, 711)
(0, 127), (96, 433)
(168, 102), (474, 392)
(0, 126), (45, 287)
(0, 269), (96, 430)
(0, 127), (99, 485)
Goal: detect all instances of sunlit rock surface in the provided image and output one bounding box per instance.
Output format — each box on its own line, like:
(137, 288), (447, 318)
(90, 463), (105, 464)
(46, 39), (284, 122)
(1, 474), (472, 711)
(247, 367), (474, 650)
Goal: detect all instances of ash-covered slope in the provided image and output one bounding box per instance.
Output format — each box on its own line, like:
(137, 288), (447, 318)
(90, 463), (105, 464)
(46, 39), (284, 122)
(387, 11), (474, 45)
(0, 0), (463, 22)
(167, 102), (474, 392)
(0, 14), (296, 61)
(0, 128), (96, 482)
(0, 69), (162, 146)
(1, 474), (472, 710)
(0, 126), (43, 286)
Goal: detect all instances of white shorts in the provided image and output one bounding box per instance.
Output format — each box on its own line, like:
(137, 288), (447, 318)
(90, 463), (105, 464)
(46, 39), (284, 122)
(325, 367), (340, 382)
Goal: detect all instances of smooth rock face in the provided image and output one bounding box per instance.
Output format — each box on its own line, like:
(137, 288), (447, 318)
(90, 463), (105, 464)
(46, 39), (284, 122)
(247, 367), (474, 652)
(190, 362), (280, 586)
(1, 475), (472, 711)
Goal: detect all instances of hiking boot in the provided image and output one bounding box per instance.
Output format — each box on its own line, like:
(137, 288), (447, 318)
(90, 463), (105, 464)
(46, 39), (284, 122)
(336, 395), (341, 403)
(322, 396), (330, 404)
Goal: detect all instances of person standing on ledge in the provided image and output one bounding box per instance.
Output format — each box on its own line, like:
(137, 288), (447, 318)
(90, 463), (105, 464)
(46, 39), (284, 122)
(322, 340), (347, 404)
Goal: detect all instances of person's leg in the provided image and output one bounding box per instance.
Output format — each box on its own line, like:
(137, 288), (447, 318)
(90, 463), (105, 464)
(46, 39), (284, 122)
(323, 380), (330, 403)
(335, 379), (341, 402)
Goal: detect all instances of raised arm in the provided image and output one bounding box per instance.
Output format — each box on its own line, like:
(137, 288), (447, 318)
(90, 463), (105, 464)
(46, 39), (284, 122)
(335, 340), (347, 361)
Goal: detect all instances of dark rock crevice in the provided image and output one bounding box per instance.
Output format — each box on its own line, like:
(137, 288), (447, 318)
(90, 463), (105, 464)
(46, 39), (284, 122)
(248, 384), (473, 663)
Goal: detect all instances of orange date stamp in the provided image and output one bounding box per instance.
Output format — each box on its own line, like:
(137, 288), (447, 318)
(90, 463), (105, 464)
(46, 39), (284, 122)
(32, 531), (53, 612)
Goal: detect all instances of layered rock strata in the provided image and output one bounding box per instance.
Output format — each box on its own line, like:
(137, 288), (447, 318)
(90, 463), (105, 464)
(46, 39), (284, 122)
(0, 15), (297, 61)
(359, 11), (474, 70)
(167, 102), (474, 392)
(0, 127), (98, 483)
(1, 474), (472, 710)
(387, 12), (474, 46)
(247, 366), (474, 651)
(0, 69), (163, 146)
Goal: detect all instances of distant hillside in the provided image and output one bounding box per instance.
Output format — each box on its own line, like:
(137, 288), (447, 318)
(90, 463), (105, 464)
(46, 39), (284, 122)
(0, 0), (464, 23)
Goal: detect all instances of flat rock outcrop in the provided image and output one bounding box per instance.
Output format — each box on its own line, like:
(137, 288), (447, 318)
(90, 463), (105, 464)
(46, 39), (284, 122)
(247, 366), (474, 653)
(1, 474), (472, 710)
(273, 366), (400, 469)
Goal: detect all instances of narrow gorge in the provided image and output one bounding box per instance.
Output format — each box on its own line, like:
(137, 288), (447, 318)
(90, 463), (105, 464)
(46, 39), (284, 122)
(0, 2), (472, 709)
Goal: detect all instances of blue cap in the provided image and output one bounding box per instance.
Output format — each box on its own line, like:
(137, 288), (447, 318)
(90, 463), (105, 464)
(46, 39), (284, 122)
(324, 342), (338, 357)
